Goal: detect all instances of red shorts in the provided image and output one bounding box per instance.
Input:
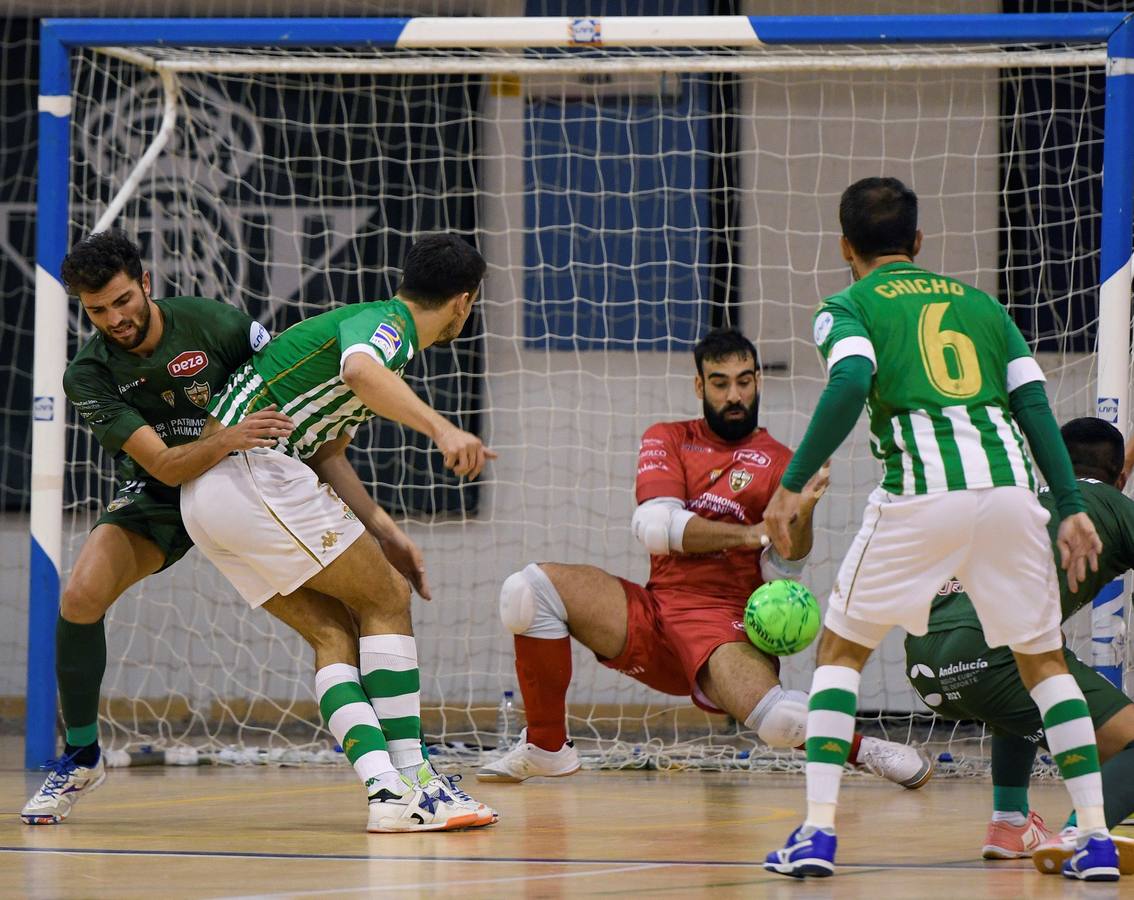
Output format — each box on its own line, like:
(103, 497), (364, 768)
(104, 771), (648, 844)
(597, 579), (752, 713)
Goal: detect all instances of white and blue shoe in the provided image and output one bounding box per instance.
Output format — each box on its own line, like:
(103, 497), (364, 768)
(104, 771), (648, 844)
(1063, 832), (1121, 882)
(21, 750), (107, 824)
(764, 825), (837, 878)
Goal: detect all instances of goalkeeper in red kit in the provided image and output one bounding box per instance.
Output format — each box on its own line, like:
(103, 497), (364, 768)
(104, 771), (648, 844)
(477, 328), (933, 787)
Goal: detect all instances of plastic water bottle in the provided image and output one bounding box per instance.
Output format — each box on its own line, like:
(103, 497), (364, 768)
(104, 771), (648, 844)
(496, 690), (517, 748)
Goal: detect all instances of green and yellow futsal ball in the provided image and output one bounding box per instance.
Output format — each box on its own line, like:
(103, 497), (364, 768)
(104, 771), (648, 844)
(744, 579), (821, 656)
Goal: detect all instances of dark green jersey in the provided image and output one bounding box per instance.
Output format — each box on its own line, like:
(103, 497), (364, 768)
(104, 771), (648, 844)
(65, 296), (265, 482)
(813, 262), (1042, 495)
(210, 297), (420, 460)
(927, 478), (1134, 632)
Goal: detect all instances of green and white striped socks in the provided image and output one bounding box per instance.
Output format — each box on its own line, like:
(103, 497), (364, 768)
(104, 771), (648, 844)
(1030, 673), (1106, 833)
(361, 634), (426, 781)
(804, 665), (861, 830)
(314, 663), (401, 796)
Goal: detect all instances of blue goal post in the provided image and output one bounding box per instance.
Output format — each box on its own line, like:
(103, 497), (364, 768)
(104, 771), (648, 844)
(30, 12), (1134, 767)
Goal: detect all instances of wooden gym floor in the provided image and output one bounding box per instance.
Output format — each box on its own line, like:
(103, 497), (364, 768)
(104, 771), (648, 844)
(0, 737), (1125, 899)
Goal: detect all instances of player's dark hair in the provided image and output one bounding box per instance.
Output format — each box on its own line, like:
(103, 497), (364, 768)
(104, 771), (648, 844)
(693, 328), (760, 376)
(839, 177), (919, 261)
(61, 229), (144, 295)
(397, 233), (486, 309)
(1061, 417), (1125, 485)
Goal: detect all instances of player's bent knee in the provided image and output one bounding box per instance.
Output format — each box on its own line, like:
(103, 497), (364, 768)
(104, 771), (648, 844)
(746, 685), (809, 748)
(301, 619), (358, 659)
(499, 563), (568, 639)
(59, 585), (115, 624)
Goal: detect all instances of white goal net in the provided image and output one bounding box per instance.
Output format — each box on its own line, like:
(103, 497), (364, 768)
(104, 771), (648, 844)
(58, 34), (1126, 772)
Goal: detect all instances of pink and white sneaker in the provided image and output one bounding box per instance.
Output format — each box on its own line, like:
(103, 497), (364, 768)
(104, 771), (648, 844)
(982, 811), (1053, 859)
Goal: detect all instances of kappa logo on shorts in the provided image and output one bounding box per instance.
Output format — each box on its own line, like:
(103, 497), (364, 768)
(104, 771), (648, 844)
(729, 469), (753, 492)
(167, 350), (209, 378)
(106, 497), (133, 512)
(322, 530), (343, 550)
(185, 381), (211, 408)
(161, 390), (176, 407)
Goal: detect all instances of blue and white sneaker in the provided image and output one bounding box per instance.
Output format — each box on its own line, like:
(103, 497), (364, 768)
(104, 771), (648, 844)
(21, 750), (107, 824)
(764, 825), (837, 878)
(1062, 832), (1120, 882)
(413, 762), (498, 827)
(439, 772), (498, 826)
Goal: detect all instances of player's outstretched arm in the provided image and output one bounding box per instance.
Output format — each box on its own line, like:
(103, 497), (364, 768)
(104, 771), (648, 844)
(341, 352), (496, 480)
(305, 434), (431, 600)
(122, 406), (295, 486)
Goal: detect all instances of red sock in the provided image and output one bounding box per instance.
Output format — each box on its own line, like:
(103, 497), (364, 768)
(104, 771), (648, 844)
(514, 634), (572, 751)
(847, 732), (864, 764)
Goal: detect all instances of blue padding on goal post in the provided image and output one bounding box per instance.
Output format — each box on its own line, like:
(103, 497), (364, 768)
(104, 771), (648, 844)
(748, 13), (1124, 45)
(42, 17), (410, 48)
(1091, 17), (1134, 690)
(26, 24), (72, 770)
(25, 539), (60, 768)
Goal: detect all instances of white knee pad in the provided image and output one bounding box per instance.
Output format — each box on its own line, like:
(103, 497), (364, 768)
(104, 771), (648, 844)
(499, 563), (569, 639)
(744, 686), (809, 749)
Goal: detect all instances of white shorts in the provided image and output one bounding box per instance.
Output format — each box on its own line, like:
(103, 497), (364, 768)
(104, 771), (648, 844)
(181, 448), (366, 607)
(825, 486), (1062, 654)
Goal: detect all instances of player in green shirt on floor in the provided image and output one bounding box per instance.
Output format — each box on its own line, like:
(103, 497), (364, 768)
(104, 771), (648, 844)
(22, 230), (293, 825)
(761, 176), (1117, 881)
(181, 233), (497, 832)
(907, 417), (1134, 874)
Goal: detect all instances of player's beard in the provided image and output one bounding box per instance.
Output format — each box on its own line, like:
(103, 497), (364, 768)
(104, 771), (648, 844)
(703, 395), (759, 442)
(102, 301), (153, 350)
(433, 312), (466, 346)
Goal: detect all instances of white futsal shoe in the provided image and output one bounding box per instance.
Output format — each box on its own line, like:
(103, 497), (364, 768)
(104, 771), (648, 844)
(21, 751), (107, 824)
(476, 728), (581, 783)
(366, 776), (480, 833)
(414, 762), (498, 826)
(854, 736), (935, 789)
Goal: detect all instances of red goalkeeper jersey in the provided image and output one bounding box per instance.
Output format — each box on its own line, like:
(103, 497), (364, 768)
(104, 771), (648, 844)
(635, 419), (791, 602)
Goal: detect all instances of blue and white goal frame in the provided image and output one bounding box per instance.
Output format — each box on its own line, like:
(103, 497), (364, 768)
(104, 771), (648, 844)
(30, 13), (1134, 767)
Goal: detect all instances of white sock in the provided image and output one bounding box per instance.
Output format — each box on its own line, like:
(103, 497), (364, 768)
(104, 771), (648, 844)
(804, 666), (860, 831)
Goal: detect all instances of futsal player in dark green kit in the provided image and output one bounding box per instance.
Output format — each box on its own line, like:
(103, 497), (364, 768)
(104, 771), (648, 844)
(906, 417), (1134, 873)
(21, 230), (293, 824)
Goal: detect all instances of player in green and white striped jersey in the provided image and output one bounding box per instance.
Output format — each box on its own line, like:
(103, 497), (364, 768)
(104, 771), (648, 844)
(181, 234), (496, 832)
(762, 177), (1117, 881)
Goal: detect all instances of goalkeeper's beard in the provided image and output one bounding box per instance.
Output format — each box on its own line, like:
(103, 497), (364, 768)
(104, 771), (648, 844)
(703, 396), (759, 442)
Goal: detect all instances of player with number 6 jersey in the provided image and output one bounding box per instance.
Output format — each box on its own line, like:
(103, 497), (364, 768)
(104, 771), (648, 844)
(814, 259), (1038, 496)
(763, 177), (1114, 881)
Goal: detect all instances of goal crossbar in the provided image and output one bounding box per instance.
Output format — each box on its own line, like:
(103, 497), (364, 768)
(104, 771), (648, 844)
(28, 13), (1134, 768)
